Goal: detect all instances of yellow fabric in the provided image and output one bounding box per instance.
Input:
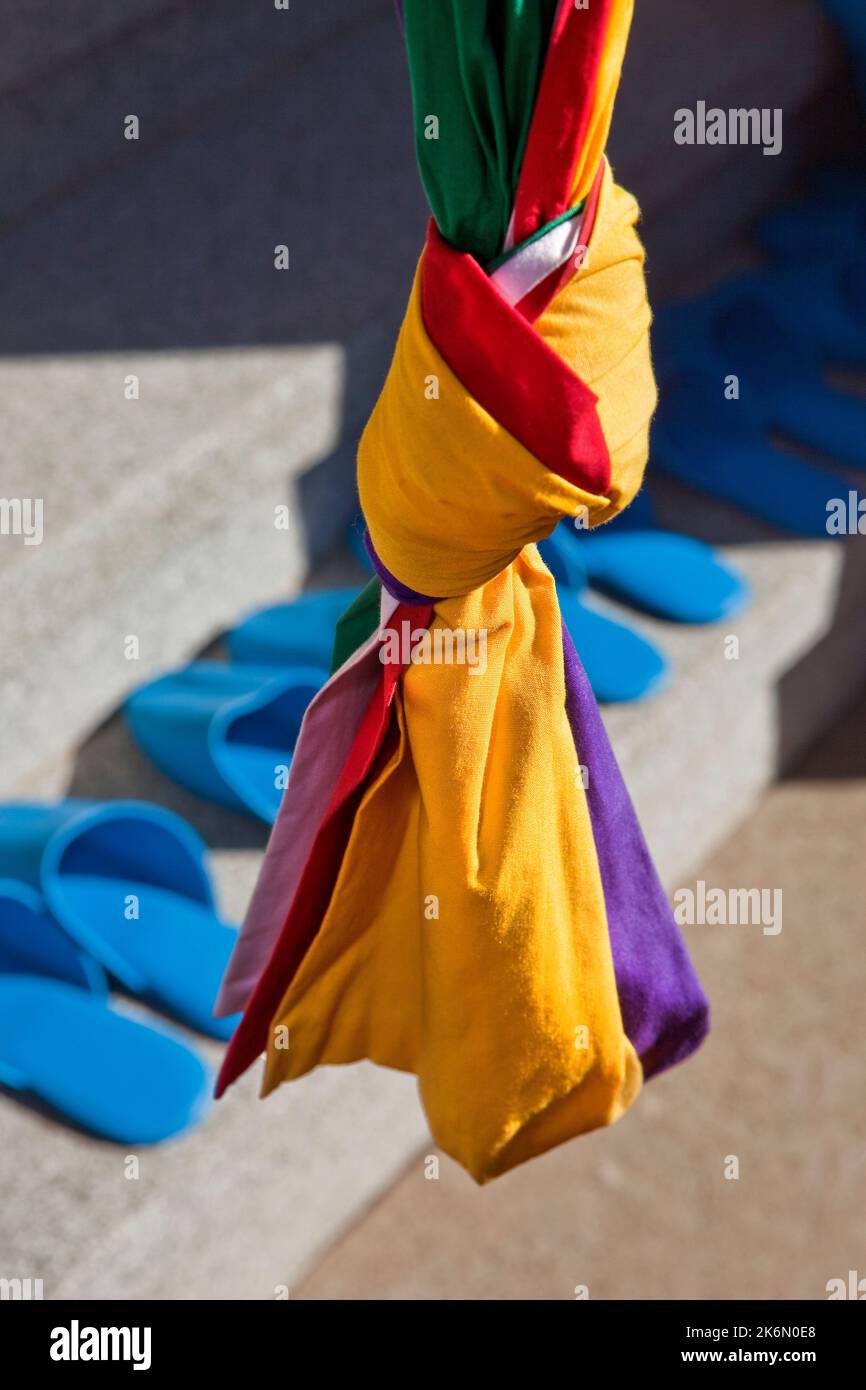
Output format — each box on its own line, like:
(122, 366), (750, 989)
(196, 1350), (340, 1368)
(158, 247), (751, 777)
(359, 164), (655, 599)
(261, 166), (656, 1183)
(262, 554), (642, 1182)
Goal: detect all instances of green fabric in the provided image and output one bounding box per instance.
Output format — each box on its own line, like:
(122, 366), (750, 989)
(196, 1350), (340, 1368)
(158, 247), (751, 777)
(403, 0), (559, 262)
(330, 578), (381, 675)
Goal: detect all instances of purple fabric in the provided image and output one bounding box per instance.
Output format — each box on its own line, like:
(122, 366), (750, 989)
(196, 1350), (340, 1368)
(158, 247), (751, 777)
(561, 621), (710, 1078)
(363, 530), (440, 606)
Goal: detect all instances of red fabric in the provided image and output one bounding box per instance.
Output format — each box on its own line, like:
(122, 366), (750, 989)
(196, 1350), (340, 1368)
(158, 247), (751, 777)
(422, 219), (611, 496)
(512, 0), (615, 245)
(215, 604), (433, 1097)
(514, 159), (606, 324)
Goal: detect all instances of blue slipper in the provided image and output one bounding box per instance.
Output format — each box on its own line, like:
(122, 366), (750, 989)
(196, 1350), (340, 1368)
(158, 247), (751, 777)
(655, 282), (866, 471)
(227, 588), (359, 668)
(0, 801), (240, 1040)
(749, 257), (866, 368)
(651, 365), (856, 538)
(759, 199), (866, 268)
(537, 533), (669, 703)
(125, 663), (326, 822)
(0, 878), (106, 994)
(0, 882), (211, 1143)
(0, 978), (211, 1144)
(552, 497), (750, 625)
(759, 196), (866, 365)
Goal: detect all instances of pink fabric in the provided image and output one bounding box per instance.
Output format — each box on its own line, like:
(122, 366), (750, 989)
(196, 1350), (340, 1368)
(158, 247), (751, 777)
(214, 591), (397, 1017)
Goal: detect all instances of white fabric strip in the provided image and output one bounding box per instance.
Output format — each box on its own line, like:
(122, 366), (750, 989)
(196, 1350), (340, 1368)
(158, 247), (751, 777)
(491, 207), (587, 307)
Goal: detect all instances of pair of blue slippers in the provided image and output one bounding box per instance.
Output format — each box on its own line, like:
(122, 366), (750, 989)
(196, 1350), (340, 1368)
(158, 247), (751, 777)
(648, 0), (866, 538)
(648, 0), (866, 542)
(0, 800), (239, 1143)
(652, 178), (866, 537)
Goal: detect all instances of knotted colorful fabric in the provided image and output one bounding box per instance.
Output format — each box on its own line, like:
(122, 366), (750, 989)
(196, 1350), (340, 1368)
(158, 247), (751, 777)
(215, 0), (709, 1184)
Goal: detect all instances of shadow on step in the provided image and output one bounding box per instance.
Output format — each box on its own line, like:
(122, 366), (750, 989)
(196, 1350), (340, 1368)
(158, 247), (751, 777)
(65, 711), (270, 853)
